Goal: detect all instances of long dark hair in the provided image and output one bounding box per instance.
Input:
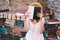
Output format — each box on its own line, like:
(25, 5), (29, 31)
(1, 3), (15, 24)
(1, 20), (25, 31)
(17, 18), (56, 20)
(31, 7), (41, 22)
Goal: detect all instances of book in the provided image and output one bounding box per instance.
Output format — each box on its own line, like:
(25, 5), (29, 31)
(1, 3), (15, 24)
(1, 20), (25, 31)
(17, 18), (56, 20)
(28, 6), (41, 20)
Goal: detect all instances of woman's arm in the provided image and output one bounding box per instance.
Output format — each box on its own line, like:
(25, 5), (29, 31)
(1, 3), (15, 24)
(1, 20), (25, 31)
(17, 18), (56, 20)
(40, 17), (45, 33)
(23, 18), (29, 31)
(39, 17), (45, 34)
(40, 13), (45, 34)
(23, 12), (29, 31)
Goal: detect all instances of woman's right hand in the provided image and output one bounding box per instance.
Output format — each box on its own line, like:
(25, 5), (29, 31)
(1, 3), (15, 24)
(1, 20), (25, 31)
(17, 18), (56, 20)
(24, 11), (30, 19)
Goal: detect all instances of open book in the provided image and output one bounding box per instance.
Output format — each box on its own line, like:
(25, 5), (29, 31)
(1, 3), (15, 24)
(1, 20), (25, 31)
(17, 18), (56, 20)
(28, 6), (41, 20)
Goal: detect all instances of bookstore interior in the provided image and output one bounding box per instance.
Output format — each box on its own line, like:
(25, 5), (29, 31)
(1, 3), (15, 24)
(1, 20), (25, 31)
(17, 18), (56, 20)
(0, 0), (60, 40)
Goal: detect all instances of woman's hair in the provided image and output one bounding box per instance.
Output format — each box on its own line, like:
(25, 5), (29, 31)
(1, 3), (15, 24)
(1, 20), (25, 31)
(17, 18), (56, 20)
(33, 7), (41, 21)
(29, 2), (43, 22)
(30, 2), (43, 8)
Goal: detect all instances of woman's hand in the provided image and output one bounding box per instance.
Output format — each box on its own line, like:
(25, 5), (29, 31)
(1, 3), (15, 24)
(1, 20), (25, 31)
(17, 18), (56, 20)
(40, 13), (43, 19)
(24, 11), (30, 19)
(24, 11), (30, 20)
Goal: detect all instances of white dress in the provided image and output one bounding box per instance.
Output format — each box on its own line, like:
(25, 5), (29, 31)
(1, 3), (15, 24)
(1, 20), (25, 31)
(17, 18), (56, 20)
(25, 20), (44, 40)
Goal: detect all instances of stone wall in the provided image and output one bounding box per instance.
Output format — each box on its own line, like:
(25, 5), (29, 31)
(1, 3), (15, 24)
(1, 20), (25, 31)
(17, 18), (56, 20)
(0, 0), (40, 12)
(0, 0), (9, 10)
(10, 0), (37, 12)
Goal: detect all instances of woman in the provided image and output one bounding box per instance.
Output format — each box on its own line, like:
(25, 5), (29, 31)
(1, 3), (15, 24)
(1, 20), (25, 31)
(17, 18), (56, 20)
(24, 2), (45, 40)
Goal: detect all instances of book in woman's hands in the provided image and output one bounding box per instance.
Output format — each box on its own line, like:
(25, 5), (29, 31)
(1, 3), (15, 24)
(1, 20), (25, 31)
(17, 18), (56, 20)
(28, 6), (34, 19)
(28, 6), (41, 20)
